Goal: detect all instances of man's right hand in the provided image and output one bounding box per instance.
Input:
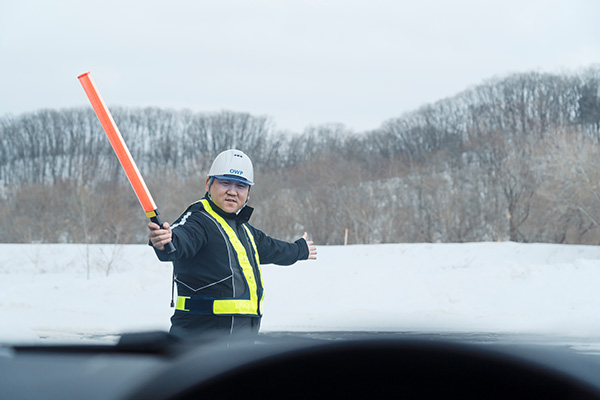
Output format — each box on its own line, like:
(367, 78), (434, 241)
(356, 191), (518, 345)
(148, 221), (173, 251)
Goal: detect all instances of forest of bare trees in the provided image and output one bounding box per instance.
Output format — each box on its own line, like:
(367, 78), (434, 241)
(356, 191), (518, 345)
(1, 66), (599, 245)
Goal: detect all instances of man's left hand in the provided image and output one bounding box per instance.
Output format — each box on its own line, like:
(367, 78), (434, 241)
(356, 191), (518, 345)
(302, 232), (317, 260)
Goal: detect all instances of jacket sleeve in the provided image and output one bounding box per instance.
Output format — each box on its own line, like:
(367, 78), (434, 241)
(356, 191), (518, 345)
(249, 225), (309, 266)
(153, 207), (209, 262)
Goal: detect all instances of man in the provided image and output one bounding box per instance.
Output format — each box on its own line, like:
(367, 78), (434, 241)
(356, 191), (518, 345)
(148, 149), (317, 341)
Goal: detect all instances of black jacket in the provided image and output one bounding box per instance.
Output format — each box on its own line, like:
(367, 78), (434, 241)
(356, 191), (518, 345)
(154, 196), (309, 309)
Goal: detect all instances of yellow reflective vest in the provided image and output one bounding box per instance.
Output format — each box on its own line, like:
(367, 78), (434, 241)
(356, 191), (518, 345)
(174, 199), (264, 317)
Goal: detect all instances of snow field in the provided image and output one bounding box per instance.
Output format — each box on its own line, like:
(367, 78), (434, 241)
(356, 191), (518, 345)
(2, 242), (600, 343)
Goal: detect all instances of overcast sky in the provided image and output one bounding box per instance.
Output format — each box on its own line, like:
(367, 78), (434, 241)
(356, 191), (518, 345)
(1, 0), (598, 133)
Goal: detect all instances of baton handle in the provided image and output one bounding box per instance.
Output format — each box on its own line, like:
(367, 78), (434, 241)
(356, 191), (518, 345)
(149, 211), (176, 254)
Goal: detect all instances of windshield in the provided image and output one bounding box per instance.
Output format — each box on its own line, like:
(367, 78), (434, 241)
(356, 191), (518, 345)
(1, 1), (599, 349)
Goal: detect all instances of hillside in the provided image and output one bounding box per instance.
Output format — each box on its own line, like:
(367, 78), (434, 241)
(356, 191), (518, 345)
(1, 67), (599, 245)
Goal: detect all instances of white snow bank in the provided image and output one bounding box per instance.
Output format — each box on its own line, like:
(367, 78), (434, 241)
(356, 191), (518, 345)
(1, 242), (600, 343)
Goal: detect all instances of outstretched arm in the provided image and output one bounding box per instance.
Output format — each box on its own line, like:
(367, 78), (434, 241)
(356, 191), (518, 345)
(249, 226), (315, 265)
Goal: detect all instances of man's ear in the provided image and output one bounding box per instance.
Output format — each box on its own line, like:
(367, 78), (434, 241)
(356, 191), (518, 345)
(205, 177), (211, 192)
(242, 187), (251, 207)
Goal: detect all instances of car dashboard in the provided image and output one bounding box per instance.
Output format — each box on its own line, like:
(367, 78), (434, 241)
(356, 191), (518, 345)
(2, 331), (600, 399)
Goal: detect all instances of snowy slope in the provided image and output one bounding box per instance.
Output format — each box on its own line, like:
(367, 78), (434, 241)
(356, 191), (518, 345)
(2, 242), (600, 343)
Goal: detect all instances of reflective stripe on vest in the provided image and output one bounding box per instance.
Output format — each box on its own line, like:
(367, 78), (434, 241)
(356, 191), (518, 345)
(243, 223), (264, 313)
(199, 199), (263, 316)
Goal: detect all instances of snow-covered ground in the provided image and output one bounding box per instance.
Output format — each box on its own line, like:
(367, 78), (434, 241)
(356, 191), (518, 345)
(2, 241), (600, 344)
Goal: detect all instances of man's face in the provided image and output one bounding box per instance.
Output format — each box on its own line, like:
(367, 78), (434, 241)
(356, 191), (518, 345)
(206, 177), (250, 214)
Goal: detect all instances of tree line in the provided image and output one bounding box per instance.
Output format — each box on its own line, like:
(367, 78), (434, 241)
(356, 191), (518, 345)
(1, 66), (599, 245)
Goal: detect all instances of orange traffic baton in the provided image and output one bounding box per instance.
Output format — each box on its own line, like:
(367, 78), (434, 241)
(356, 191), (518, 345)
(78, 72), (175, 253)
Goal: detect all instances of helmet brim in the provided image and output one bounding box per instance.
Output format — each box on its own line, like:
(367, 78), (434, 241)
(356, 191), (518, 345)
(211, 174), (254, 186)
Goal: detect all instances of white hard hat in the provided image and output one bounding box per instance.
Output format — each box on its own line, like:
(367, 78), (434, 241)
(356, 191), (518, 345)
(208, 149), (254, 185)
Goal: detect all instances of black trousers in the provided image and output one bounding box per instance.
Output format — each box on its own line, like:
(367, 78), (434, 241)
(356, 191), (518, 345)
(169, 312), (261, 343)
